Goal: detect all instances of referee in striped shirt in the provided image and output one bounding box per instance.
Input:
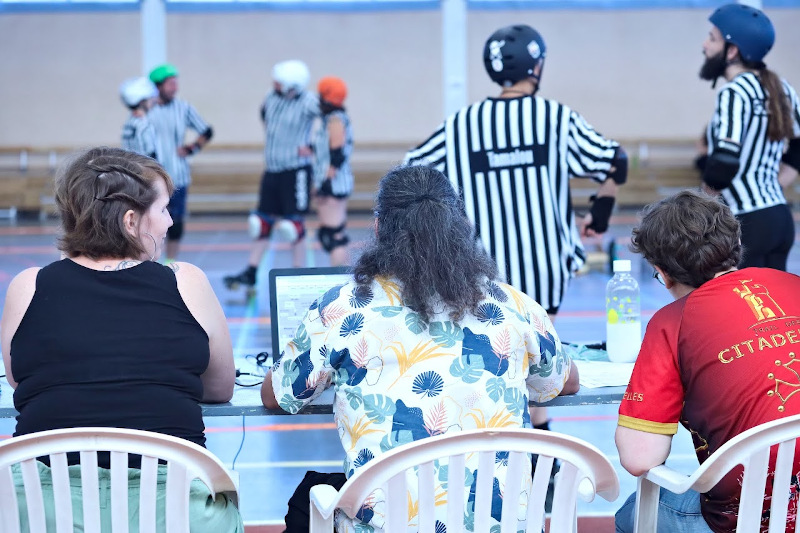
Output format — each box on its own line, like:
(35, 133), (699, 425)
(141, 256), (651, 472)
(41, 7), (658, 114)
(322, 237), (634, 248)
(224, 60), (319, 291)
(406, 24), (627, 438)
(700, 4), (800, 271)
(148, 64), (214, 262)
(405, 24), (628, 319)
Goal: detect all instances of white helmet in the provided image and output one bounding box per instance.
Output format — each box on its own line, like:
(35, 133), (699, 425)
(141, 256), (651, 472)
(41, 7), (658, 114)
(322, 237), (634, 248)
(271, 60), (310, 93)
(119, 77), (158, 108)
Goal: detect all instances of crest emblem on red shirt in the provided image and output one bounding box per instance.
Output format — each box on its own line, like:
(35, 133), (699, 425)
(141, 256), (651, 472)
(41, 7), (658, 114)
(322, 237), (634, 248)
(733, 280), (785, 323)
(768, 354), (800, 412)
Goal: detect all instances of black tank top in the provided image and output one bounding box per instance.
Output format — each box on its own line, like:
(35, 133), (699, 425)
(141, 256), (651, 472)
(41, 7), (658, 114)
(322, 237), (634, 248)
(11, 259), (209, 448)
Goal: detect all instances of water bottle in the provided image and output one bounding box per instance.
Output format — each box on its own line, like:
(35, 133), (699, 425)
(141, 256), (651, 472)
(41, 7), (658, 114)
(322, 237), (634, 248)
(606, 259), (642, 363)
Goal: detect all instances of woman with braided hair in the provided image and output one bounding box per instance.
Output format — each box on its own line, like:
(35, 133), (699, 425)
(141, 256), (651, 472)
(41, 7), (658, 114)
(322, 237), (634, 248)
(0, 147), (241, 531)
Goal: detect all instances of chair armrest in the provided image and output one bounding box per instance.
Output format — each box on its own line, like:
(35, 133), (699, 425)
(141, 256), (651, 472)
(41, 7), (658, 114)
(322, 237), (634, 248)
(227, 469), (240, 491)
(309, 484), (341, 520)
(644, 465), (694, 494)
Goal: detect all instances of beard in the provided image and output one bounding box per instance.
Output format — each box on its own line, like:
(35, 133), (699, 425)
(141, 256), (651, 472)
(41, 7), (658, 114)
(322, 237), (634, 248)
(699, 51), (727, 81)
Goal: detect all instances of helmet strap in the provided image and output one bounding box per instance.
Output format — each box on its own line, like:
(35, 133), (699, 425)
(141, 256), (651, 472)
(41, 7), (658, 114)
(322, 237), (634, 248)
(530, 74), (541, 95)
(711, 43), (731, 89)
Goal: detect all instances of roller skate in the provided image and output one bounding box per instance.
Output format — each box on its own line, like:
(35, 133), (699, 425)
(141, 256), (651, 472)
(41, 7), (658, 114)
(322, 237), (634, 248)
(223, 266), (257, 297)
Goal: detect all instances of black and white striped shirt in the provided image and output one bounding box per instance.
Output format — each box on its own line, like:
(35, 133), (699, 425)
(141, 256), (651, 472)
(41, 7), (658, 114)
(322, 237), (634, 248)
(148, 99), (210, 189)
(121, 115), (156, 159)
(313, 109), (354, 196)
(262, 91), (319, 173)
(405, 95), (619, 312)
(708, 72), (800, 215)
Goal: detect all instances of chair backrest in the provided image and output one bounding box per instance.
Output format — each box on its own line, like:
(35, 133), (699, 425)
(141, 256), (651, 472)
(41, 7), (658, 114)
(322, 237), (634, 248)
(310, 428), (619, 533)
(0, 427), (239, 533)
(672, 414), (800, 533)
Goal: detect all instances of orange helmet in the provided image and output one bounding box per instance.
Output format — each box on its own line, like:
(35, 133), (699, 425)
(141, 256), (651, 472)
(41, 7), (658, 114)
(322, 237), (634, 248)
(317, 77), (347, 107)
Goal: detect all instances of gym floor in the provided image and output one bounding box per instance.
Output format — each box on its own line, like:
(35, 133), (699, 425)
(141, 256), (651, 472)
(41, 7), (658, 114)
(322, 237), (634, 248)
(1, 209), (794, 529)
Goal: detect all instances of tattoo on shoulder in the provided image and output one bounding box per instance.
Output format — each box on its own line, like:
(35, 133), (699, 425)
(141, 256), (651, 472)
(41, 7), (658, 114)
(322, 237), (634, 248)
(111, 260), (142, 271)
(168, 262), (180, 273)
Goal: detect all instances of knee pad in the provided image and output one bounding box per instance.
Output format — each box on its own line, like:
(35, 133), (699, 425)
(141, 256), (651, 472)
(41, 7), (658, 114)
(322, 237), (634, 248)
(248, 212), (276, 240)
(167, 221), (184, 241)
(317, 223), (349, 253)
(274, 217), (306, 244)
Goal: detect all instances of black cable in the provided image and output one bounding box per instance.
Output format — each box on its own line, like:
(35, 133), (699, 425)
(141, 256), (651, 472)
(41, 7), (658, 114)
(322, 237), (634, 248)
(231, 414), (246, 471)
(235, 370), (264, 387)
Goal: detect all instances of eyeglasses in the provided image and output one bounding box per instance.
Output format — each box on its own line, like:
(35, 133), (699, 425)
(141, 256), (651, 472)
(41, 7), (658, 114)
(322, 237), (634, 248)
(653, 270), (666, 286)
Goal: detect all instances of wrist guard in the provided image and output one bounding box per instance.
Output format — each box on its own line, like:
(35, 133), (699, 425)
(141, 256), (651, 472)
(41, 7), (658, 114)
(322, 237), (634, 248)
(783, 138), (800, 172)
(609, 147), (628, 184)
(588, 196), (615, 233)
(329, 147), (345, 169)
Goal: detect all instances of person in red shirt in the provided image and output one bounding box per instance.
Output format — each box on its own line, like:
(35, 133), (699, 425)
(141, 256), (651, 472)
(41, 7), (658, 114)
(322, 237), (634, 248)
(615, 190), (800, 533)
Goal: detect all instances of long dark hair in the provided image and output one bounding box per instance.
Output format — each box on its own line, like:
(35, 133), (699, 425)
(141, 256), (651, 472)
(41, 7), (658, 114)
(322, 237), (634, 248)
(746, 61), (794, 142)
(353, 165), (498, 322)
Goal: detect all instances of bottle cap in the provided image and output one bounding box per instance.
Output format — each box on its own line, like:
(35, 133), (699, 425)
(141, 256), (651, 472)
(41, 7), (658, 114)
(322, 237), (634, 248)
(613, 259), (632, 272)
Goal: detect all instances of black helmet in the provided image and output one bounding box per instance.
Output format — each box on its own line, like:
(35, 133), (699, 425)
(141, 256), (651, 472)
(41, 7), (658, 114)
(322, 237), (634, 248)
(709, 3), (774, 64)
(483, 24), (546, 87)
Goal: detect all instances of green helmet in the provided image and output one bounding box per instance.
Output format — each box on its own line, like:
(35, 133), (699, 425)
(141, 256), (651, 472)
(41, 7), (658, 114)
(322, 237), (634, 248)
(149, 64), (179, 85)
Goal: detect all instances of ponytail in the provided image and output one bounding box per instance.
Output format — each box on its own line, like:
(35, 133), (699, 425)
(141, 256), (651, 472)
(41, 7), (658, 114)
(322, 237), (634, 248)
(758, 67), (793, 142)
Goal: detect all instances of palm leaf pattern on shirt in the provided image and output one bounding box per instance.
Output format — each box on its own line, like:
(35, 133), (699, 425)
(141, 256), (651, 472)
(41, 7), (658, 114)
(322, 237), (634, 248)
(486, 281), (509, 302)
(350, 285), (374, 308)
(354, 448), (375, 468)
(353, 337), (370, 368)
(491, 328), (511, 358)
(476, 303), (504, 325)
(340, 414), (383, 451)
(321, 304), (348, 327)
(424, 400), (447, 436)
(412, 371), (444, 398)
(340, 313), (365, 337)
(467, 407), (517, 429)
(509, 287), (529, 315)
(387, 340), (450, 385)
(375, 276), (403, 305)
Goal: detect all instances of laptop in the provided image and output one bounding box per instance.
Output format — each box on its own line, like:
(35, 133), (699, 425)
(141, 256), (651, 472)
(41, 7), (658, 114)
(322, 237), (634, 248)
(268, 267), (353, 359)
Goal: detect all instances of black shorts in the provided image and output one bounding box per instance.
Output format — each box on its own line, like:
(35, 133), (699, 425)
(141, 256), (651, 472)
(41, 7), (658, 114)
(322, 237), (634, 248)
(738, 203), (795, 270)
(257, 166), (312, 217)
(315, 179), (349, 200)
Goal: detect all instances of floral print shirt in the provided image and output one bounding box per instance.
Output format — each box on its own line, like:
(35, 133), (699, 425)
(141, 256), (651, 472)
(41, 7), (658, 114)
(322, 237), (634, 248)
(271, 277), (572, 532)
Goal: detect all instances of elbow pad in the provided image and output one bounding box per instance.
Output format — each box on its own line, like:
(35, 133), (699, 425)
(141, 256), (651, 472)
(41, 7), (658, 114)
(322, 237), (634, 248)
(608, 147), (628, 185)
(329, 147), (346, 169)
(783, 138), (800, 172)
(201, 126), (214, 142)
(703, 143), (741, 191)
(588, 196), (615, 233)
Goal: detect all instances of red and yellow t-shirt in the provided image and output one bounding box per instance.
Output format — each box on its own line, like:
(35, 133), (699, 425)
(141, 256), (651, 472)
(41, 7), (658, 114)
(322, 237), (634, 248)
(619, 268), (800, 533)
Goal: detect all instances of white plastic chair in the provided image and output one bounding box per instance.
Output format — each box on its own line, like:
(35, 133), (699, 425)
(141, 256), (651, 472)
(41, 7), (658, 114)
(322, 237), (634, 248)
(634, 413), (800, 533)
(0, 427), (239, 533)
(309, 428), (620, 533)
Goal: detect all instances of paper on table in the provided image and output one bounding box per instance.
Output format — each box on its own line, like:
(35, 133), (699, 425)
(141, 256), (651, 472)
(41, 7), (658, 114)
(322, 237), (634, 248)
(575, 361), (635, 388)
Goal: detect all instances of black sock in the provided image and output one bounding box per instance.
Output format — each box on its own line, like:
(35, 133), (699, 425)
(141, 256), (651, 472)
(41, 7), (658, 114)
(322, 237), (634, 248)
(533, 420), (550, 431)
(246, 265), (257, 276)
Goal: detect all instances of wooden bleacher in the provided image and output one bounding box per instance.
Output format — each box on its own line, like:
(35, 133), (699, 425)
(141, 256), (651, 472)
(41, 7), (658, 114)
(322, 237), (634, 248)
(0, 140), (770, 219)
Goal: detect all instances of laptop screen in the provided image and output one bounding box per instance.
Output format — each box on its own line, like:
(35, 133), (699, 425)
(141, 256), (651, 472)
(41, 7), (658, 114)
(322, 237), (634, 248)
(268, 267), (352, 359)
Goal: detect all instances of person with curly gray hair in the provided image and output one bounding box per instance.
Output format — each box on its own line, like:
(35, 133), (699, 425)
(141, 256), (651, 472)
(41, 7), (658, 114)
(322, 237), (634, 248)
(263, 165), (579, 532)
